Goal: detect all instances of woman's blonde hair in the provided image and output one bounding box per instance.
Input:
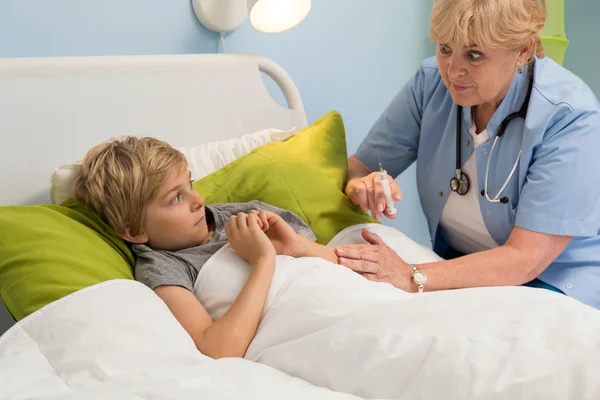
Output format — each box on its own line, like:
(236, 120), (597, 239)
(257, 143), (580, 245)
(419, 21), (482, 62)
(430, 0), (546, 61)
(73, 136), (187, 237)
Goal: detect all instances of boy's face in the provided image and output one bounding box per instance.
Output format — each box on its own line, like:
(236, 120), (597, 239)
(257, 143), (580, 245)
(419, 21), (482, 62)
(136, 166), (210, 251)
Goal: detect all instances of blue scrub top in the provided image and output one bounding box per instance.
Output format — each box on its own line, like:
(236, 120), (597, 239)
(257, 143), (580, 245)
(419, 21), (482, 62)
(355, 56), (600, 309)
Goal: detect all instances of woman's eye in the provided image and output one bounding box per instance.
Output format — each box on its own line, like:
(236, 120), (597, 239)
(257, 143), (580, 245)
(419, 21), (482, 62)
(439, 44), (451, 54)
(170, 193), (181, 205)
(467, 51), (483, 62)
(189, 180), (194, 190)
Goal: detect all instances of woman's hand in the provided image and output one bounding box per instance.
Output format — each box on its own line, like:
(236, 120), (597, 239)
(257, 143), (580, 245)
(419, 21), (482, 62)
(225, 212), (276, 267)
(345, 172), (402, 221)
(334, 229), (414, 291)
(249, 209), (298, 256)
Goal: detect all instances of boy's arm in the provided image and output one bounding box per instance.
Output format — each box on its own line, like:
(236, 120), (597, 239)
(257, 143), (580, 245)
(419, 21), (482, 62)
(290, 234), (339, 264)
(155, 255), (274, 359)
(247, 208), (339, 264)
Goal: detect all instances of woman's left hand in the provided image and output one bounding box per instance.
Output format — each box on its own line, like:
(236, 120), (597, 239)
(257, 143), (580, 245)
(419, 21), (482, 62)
(334, 229), (414, 291)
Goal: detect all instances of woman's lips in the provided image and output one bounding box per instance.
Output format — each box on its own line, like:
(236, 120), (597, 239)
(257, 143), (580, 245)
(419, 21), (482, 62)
(452, 83), (471, 92)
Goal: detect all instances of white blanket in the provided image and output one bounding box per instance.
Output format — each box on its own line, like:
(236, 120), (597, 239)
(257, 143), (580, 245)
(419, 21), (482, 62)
(0, 280), (358, 400)
(2, 224), (600, 400)
(195, 224), (600, 399)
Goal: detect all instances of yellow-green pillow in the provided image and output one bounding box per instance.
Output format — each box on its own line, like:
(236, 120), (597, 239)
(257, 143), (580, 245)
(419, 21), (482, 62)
(0, 199), (134, 321)
(194, 110), (377, 244)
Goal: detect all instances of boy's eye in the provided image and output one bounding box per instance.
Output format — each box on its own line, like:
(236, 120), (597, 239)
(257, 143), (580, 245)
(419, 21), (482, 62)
(170, 193), (181, 205)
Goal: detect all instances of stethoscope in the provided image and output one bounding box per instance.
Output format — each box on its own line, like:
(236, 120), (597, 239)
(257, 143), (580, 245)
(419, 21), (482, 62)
(450, 60), (535, 204)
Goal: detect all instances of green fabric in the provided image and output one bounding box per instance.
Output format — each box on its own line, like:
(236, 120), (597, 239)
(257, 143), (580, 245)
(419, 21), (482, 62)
(541, 0), (569, 66)
(0, 199), (134, 321)
(194, 110), (377, 245)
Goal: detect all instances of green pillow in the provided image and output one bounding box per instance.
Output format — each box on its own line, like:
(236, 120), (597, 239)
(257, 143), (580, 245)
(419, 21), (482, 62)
(194, 110), (377, 244)
(0, 199), (134, 321)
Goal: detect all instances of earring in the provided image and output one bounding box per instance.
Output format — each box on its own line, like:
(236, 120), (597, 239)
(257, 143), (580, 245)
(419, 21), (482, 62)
(518, 67), (523, 74)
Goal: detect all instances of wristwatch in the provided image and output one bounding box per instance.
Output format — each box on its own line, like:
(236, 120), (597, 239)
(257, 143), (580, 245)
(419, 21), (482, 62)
(409, 263), (427, 293)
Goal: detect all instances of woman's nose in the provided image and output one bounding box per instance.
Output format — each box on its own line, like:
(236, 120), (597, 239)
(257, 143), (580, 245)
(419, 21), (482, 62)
(447, 55), (466, 79)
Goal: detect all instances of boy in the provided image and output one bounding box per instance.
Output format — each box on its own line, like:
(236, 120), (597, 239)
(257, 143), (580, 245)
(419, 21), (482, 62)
(73, 136), (338, 359)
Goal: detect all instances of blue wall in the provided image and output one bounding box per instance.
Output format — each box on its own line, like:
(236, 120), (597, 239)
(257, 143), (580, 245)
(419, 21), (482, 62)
(0, 0), (216, 56)
(564, 0), (600, 97)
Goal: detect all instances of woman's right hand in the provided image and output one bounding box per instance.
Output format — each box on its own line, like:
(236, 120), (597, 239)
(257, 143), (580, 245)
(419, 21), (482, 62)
(225, 212), (276, 267)
(345, 172), (402, 221)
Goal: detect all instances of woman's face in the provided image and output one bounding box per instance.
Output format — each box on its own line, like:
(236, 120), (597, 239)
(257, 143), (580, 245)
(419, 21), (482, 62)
(436, 42), (528, 108)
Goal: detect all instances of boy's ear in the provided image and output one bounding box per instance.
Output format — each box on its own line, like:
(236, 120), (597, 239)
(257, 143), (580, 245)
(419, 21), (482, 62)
(118, 227), (149, 244)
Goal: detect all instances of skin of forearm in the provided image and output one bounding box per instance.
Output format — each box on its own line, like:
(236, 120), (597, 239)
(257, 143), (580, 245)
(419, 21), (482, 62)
(347, 155), (373, 181)
(195, 257), (274, 358)
(417, 244), (540, 292)
(291, 235), (339, 264)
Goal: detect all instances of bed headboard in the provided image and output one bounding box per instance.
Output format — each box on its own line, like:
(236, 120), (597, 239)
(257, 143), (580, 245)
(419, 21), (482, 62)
(0, 54), (308, 206)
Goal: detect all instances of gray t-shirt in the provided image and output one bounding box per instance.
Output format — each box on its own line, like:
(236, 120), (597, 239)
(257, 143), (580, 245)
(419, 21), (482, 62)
(132, 200), (316, 292)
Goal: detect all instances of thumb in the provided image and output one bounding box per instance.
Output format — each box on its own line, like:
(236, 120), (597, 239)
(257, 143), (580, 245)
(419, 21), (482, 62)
(361, 229), (385, 245)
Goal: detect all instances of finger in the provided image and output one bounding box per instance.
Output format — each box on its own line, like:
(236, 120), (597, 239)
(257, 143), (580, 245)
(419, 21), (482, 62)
(372, 173), (387, 217)
(346, 179), (369, 213)
(389, 177), (403, 201)
(334, 245), (379, 262)
(224, 220), (238, 242)
(259, 210), (270, 231)
(361, 229), (386, 245)
(338, 257), (380, 274)
(248, 210), (263, 228)
(382, 208), (398, 220)
(247, 213), (262, 232)
(364, 178), (380, 221)
(335, 243), (372, 254)
(236, 212), (248, 230)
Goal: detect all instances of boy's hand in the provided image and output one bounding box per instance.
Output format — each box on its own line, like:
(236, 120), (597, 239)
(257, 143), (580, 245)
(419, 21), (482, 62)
(249, 210), (298, 256)
(225, 212), (276, 267)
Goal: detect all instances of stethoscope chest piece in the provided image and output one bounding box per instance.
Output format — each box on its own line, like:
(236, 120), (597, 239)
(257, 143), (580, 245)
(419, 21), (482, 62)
(450, 173), (469, 195)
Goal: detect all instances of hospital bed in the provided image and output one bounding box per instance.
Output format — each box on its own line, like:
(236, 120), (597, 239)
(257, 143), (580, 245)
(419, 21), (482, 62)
(0, 54), (599, 400)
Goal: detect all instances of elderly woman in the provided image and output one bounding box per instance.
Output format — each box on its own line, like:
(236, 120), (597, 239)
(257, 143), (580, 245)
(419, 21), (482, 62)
(336, 0), (600, 309)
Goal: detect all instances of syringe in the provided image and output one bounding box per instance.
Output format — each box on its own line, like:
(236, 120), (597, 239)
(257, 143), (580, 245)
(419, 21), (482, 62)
(377, 148), (397, 216)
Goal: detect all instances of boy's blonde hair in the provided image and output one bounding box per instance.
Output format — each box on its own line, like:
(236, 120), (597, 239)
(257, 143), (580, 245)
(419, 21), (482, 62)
(430, 0), (546, 61)
(73, 136), (187, 237)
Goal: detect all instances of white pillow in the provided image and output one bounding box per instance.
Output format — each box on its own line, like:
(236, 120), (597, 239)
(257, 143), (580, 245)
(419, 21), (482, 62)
(50, 163), (82, 206)
(49, 127), (297, 205)
(178, 127), (296, 181)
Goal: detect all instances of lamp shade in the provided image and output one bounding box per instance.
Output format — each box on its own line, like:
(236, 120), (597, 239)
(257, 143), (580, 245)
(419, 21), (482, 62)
(248, 0), (311, 33)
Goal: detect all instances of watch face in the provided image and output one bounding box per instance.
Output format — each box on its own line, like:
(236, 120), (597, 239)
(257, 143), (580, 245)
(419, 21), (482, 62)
(413, 271), (427, 284)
